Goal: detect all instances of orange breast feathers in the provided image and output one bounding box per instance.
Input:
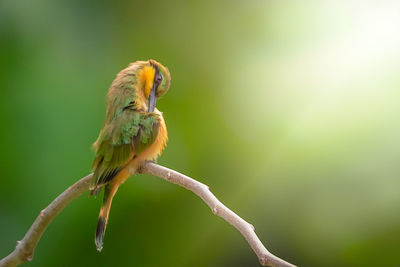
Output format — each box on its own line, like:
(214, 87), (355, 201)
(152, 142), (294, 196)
(130, 108), (168, 167)
(112, 108), (167, 186)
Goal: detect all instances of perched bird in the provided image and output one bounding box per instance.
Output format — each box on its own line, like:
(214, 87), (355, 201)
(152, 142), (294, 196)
(90, 60), (171, 251)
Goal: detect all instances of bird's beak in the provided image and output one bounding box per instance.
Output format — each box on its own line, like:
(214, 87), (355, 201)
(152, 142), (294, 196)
(148, 83), (157, 113)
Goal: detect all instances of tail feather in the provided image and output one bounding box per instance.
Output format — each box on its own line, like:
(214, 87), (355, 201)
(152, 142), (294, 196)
(95, 216), (106, 251)
(95, 184), (118, 251)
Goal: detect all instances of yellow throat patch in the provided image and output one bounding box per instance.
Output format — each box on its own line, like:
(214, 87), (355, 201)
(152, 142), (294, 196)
(138, 66), (155, 98)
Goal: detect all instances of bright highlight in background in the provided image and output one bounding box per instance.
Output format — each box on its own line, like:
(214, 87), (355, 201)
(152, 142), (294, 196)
(225, 1), (400, 136)
(221, 1), (400, 265)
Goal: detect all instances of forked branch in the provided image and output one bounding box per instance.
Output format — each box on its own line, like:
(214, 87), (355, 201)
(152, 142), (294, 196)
(0, 162), (296, 267)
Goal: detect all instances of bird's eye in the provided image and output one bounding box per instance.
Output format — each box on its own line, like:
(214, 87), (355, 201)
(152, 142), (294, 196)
(156, 74), (163, 85)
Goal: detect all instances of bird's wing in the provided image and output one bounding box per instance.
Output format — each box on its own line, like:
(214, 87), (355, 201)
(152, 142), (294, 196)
(90, 110), (159, 191)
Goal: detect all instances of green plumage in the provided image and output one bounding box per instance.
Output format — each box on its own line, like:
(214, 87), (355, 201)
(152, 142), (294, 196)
(90, 64), (160, 192)
(91, 110), (160, 189)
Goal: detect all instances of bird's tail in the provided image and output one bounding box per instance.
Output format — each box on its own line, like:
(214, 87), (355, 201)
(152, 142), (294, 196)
(95, 183), (119, 251)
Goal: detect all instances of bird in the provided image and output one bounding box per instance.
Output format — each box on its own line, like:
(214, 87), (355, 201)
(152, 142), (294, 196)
(90, 60), (171, 251)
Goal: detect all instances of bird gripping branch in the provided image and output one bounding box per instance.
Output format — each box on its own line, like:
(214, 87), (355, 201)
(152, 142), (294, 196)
(89, 60), (171, 251)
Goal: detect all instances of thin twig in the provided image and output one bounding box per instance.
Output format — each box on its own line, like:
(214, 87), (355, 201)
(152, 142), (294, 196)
(0, 163), (296, 267)
(141, 163), (296, 267)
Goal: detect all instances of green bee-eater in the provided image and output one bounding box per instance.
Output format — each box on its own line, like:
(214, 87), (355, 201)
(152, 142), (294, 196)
(90, 60), (171, 251)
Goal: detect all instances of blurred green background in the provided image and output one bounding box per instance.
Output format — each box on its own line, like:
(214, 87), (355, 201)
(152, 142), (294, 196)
(1, 0), (400, 266)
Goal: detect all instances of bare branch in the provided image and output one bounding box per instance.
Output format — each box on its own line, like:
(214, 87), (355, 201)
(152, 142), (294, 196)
(140, 163), (296, 267)
(0, 174), (92, 267)
(0, 163), (296, 267)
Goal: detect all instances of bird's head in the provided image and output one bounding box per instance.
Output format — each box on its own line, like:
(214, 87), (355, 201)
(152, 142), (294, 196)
(136, 59), (171, 112)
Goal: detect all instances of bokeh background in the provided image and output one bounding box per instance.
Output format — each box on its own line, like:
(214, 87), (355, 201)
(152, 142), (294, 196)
(1, 0), (399, 266)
